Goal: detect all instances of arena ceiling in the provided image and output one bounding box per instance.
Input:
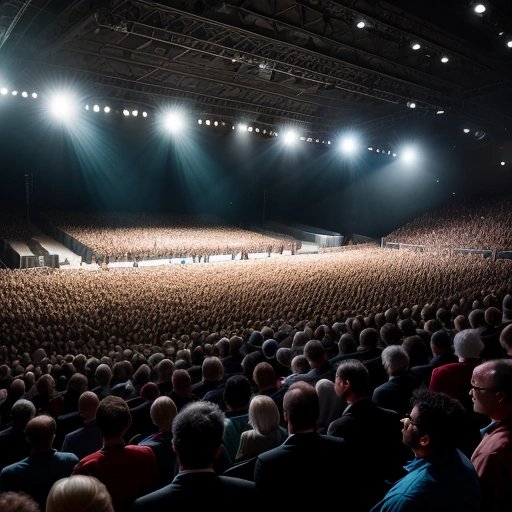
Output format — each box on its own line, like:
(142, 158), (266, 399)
(1, 0), (512, 142)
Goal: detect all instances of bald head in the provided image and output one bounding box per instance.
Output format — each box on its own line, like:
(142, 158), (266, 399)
(25, 415), (56, 451)
(78, 391), (100, 422)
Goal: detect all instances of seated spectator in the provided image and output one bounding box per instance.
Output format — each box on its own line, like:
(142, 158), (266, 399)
(315, 378), (345, 434)
(0, 415), (78, 510)
(235, 395), (287, 462)
(371, 389), (481, 512)
(169, 369), (198, 412)
(72, 396), (158, 512)
(500, 323), (512, 357)
(328, 360), (403, 508)
(46, 475), (113, 512)
(471, 359), (512, 512)
(138, 396), (178, 485)
(133, 401), (255, 511)
(0, 400), (36, 471)
(254, 381), (364, 511)
(61, 392), (102, 460)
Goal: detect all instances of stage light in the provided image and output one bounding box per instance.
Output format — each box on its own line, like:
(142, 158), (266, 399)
(340, 136), (358, 155)
(411, 42), (421, 50)
(463, 128), (470, 133)
(282, 129), (298, 145)
(436, 109), (445, 114)
(198, 119), (202, 124)
(162, 109), (186, 134)
(31, 92), (37, 99)
(0, 87), (7, 95)
(132, 110), (138, 117)
(248, 126), (253, 132)
(12, 90), (17, 96)
(48, 92), (78, 121)
(501, 161), (506, 166)
(21, 91), (28, 98)
(507, 40), (512, 48)
(401, 146), (418, 164)
(441, 56), (449, 63)
(237, 123), (248, 131)
(214, 121), (219, 126)
(85, 105), (90, 111)
(407, 101), (416, 109)
(104, 106), (110, 113)
(473, 4), (486, 14)
(93, 104), (100, 112)
(205, 119), (211, 125)
(142, 111), (148, 117)
(123, 109), (130, 116)
(356, 21), (365, 29)
(255, 128), (260, 132)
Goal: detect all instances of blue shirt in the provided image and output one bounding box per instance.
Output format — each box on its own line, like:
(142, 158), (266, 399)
(371, 449), (481, 512)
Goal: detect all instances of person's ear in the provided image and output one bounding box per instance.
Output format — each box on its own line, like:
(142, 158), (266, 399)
(419, 434), (430, 448)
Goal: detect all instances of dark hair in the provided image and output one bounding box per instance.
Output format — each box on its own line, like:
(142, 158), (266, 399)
(283, 381), (319, 430)
(410, 388), (466, 450)
(223, 375), (252, 409)
(303, 340), (325, 363)
(0, 491), (40, 512)
(336, 359), (370, 396)
(96, 396), (131, 438)
(172, 401), (225, 469)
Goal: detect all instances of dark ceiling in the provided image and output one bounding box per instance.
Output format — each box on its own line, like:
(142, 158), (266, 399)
(1, 0), (512, 143)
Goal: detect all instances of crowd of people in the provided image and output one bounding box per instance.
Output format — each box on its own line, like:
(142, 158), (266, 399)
(385, 197), (512, 252)
(43, 212), (295, 261)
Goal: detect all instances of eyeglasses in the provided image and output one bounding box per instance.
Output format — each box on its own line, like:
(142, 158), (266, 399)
(470, 384), (498, 393)
(404, 413), (421, 428)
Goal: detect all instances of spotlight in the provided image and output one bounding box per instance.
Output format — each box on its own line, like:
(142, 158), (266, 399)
(214, 121), (219, 126)
(282, 129), (298, 145)
(163, 110), (186, 134)
(132, 110), (138, 117)
(401, 146), (418, 164)
(407, 101), (416, 109)
(248, 126), (253, 132)
(356, 21), (365, 29)
(93, 105), (100, 112)
(340, 136), (358, 155)
(198, 119), (202, 124)
(142, 112), (148, 118)
(237, 123), (248, 131)
(48, 92), (78, 121)
(205, 119), (211, 125)
(0, 87), (8, 95)
(500, 161), (506, 166)
(463, 128), (470, 133)
(441, 56), (449, 63)
(436, 110), (445, 114)
(255, 128), (260, 132)
(31, 92), (37, 99)
(85, 105), (90, 111)
(104, 106), (110, 113)
(507, 40), (512, 48)
(12, 90), (17, 96)
(473, 4), (486, 14)
(123, 109), (130, 116)
(411, 42), (421, 50)
(21, 91), (28, 98)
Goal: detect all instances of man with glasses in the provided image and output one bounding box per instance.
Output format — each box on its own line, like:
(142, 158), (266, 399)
(371, 388), (480, 512)
(470, 359), (512, 512)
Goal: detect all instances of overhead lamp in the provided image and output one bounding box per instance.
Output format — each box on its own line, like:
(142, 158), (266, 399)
(132, 110), (138, 117)
(507, 40), (512, 48)
(142, 112), (148, 118)
(205, 119), (211, 125)
(93, 105), (100, 112)
(12, 90), (18, 96)
(407, 101), (416, 109)
(356, 20), (365, 29)
(411, 42), (421, 50)
(104, 106), (110, 113)
(31, 92), (37, 99)
(441, 56), (449, 63)
(500, 161), (506, 166)
(1, 87), (8, 95)
(463, 128), (470, 133)
(436, 110), (445, 114)
(21, 91), (28, 98)
(473, 4), (486, 14)
(123, 109), (130, 116)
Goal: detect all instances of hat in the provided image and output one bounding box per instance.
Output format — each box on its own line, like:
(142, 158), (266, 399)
(262, 339), (278, 360)
(503, 294), (512, 323)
